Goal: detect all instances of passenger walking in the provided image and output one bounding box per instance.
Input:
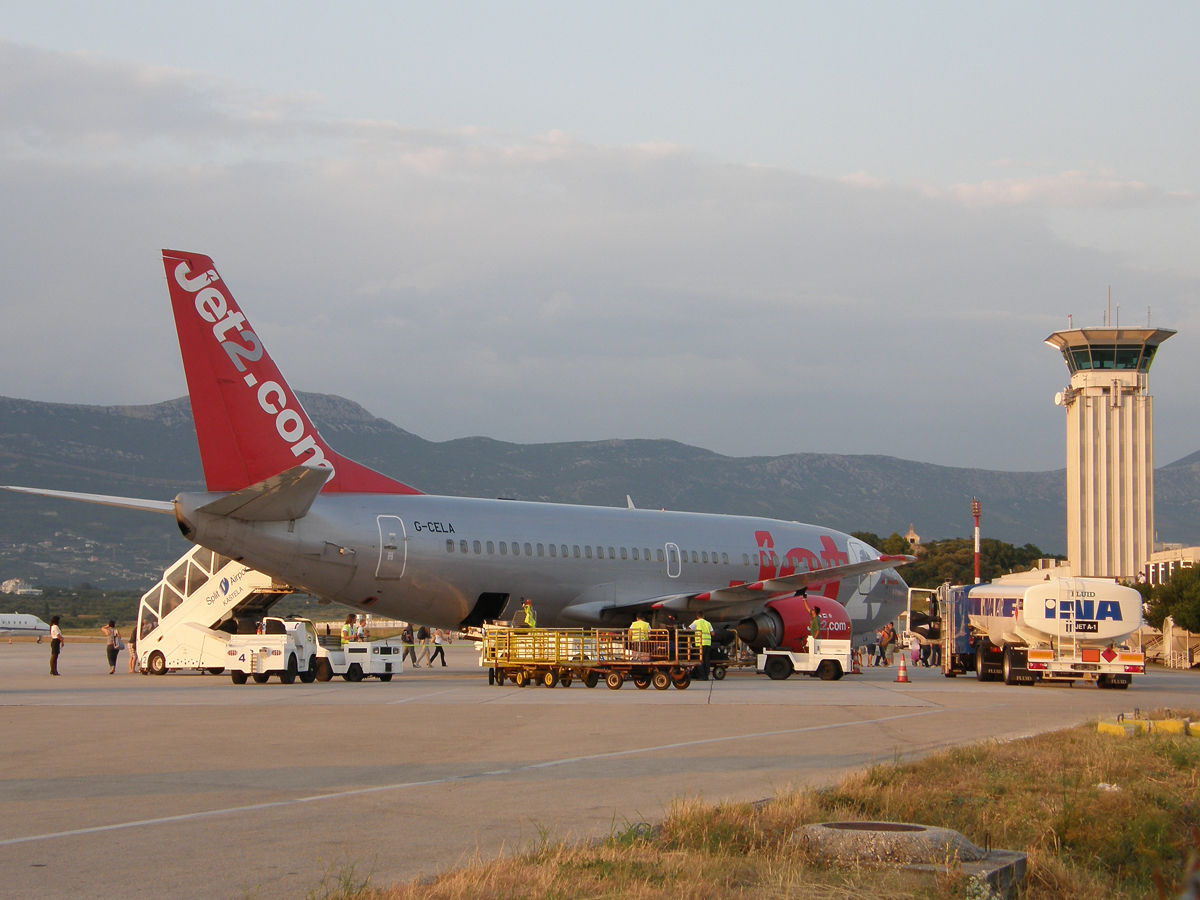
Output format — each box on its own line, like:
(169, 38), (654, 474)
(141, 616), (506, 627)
(416, 625), (431, 666)
(128, 628), (138, 673)
(340, 614), (356, 646)
(910, 634), (920, 668)
(400, 623), (419, 668)
(883, 623), (896, 666)
(429, 629), (447, 667)
(872, 627), (887, 667)
(866, 635), (878, 666)
(691, 612), (713, 680)
(49, 615), (63, 675)
(929, 638), (941, 668)
(101, 620), (123, 674)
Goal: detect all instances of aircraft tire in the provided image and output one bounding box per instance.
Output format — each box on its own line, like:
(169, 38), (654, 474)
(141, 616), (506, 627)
(299, 655), (317, 683)
(652, 670), (672, 690)
(147, 651), (167, 676)
(606, 671), (624, 690)
(230, 670), (247, 685)
(712, 666), (726, 681)
(584, 671), (599, 689)
(279, 655), (298, 684)
(252, 673), (270, 684)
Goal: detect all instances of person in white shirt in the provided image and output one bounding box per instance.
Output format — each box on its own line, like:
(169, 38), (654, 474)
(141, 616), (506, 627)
(429, 629), (447, 667)
(49, 616), (64, 676)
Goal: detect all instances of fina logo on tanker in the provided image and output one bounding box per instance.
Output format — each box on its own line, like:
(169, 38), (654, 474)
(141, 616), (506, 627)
(1043, 598), (1123, 621)
(174, 261), (335, 478)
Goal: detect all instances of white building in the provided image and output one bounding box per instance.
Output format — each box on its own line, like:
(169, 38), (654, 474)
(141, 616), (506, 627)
(1, 578), (42, 596)
(1045, 326), (1175, 579)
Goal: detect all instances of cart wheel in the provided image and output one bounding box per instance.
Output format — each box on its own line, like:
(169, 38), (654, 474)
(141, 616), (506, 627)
(344, 663), (364, 683)
(606, 671), (624, 690)
(633, 675), (650, 690)
(672, 674), (691, 690)
(488, 667), (496, 685)
(495, 668), (508, 686)
(514, 669), (529, 687)
(147, 651), (167, 676)
(764, 656), (792, 681)
(299, 655), (317, 683)
(542, 670), (559, 688)
(559, 672), (573, 688)
(378, 673), (393, 682)
(252, 673), (270, 684)
(817, 660), (842, 681)
(652, 670), (671, 691)
(206, 667), (225, 675)
(315, 659), (333, 682)
(712, 665), (726, 681)
(279, 654), (298, 684)
(230, 670), (247, 685)
(584, 671), (599, 689)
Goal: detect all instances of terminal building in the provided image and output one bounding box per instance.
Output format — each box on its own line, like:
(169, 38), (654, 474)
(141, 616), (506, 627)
(1044, 325), (1176, 579)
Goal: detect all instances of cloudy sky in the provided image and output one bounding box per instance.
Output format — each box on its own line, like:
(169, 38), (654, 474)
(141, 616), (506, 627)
(1, 2), (1197, 471)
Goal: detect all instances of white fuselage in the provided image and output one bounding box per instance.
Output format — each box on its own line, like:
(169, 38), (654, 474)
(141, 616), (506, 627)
(0, 613), (50, 638)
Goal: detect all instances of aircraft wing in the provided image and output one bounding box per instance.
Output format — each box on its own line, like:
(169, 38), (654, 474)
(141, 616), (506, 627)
(652, 553), (914, 613)
(0, 485), (175, 514)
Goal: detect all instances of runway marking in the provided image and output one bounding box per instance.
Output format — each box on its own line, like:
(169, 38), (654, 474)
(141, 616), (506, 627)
(0, 705), (999, 847)
(387, 688), (463, 705)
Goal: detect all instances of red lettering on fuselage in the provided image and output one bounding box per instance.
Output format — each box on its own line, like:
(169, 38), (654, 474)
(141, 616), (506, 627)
(755, 531), (776, 580)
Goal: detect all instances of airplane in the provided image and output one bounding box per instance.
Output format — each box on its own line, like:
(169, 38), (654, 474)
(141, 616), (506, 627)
(3, 250), (911, 649)
(0, 613), (50, 641)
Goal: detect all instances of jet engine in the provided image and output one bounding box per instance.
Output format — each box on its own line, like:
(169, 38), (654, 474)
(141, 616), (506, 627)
(735, 595), (852, 653)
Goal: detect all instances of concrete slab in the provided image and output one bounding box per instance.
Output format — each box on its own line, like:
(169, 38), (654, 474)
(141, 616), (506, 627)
(1, 642), (1197, 900)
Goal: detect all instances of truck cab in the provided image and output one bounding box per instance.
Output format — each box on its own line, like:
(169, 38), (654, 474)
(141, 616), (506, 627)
(225, 616), (319, 684)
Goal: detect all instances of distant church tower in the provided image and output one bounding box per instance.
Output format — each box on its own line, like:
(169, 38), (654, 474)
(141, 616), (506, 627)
(1045, 325), (1175, 578)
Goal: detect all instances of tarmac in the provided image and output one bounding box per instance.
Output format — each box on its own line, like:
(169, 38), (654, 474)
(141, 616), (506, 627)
(1, 641), (1197, 900)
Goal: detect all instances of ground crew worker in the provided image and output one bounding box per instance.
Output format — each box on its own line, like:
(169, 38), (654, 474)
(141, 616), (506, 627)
(629, 613), (650, 654)
(516, 598), (537, 629)
(805, 599), (821, 652)
(340, 613), (356, 646)
(691, 612), (713, 680)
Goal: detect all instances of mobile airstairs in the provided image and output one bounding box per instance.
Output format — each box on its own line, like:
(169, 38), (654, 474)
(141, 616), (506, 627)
(134, 545), (297, 675)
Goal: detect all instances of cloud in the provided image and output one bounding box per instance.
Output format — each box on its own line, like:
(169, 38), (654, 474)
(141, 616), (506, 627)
(0, 40), (1197, 474)
(928, 171), (1196, 210)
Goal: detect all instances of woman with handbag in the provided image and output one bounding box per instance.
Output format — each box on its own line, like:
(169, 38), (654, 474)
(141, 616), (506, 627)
(101, 619), (123, 675)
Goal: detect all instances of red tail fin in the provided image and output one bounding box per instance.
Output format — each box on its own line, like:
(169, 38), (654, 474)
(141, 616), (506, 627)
(162, 250), (421, 495)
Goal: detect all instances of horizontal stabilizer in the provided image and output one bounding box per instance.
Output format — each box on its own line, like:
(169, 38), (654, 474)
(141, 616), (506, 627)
(197, 464), (332, 521)
(0, 485), (175, 514)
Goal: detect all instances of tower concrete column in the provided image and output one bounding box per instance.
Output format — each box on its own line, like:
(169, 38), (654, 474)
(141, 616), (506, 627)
(1045, 327), (1174, 579)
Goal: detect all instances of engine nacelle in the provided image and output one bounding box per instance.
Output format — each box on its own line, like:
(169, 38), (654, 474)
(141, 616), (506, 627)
(735, 595), (852, 652)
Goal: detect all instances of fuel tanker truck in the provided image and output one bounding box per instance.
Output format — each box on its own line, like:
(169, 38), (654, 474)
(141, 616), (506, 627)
(939, 573), (1145, 688)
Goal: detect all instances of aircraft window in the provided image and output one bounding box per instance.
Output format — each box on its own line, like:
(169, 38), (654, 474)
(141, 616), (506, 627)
(645, 548), (652, 561)
(608, 546), (615, 558)
(573, 545), (580, 558)
(691, 551), (699, 563)
(658, 549), (665, 562)
(632, 548), (639, 560)
(667, 548), (677, 565)
(771, 552), (779, 567)
(743, 553), (750, 565)
(511, 541), (519, 556)
(525, 543), (533, 556)
(621, 547), (628, 560)
(486, 541), (494, 554)
(549, 544), (556, 557)
(500, 542), (509, 555)
(537, 543), (544, 556)
(722, 553), (728, 564)
(446, 539), (454, 553)
(460, 540), (468, 554)
(702, 552), (709, 563)
(561, 545), (569, 557)
(585, 546), (593, 559)
(474, 541), (482, 554)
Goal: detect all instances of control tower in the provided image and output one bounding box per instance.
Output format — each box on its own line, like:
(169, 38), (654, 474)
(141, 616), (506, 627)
(1045, 326), (1175, 578)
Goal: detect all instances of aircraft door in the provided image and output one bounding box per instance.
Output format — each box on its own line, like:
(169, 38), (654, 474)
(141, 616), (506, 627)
(665, 543), (681, 578)
(376, 516), (407, 580)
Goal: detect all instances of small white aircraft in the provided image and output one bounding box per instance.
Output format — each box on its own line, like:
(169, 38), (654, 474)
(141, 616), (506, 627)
(0, 613), (50, 642)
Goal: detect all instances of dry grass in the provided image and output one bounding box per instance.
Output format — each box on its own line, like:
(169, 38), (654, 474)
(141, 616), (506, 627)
(324, 709), (1200, 900)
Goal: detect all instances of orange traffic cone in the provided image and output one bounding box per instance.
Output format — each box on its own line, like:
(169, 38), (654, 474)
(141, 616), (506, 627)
(894, 652), (910, 683)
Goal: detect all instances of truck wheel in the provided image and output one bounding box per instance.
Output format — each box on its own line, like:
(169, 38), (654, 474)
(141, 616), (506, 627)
(315, 659), (333, 682)
(633, 674), (651, 690)
(252, 673), (270, 684)
(817, 660), (841, 681)
(1002, 647), (1022, 685)
(606, 671), (624, 690)
(147, 651), (167, 676)
(712, 665), (727, 681)
(230, 670), (247, 685)
(974, 648), (990, 682)
(206, 667), (225, 675)
(764, 656), (792, 681)
(559, 671), (573, 688)
(344, 663), (364, 683)
(672, 673), (691, 690)
(514, 669), (529, 687)
(299, 655), (317, 683)
(652, 670), (672, 691)
(279, 655), (298, 684)
(378, 673), (393, 682)
(584, 671), (599, 689)
(541, 670), (559, 688)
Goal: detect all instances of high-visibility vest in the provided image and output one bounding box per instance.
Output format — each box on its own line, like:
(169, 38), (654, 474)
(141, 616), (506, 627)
(520, 607), (537, 628)
(341, 624), (354, 645)
(693, 618), (713, 647)
(630, 620), (650, 641)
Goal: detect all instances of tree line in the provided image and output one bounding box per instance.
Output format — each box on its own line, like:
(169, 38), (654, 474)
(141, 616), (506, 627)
(851, 532), (1061, 590)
